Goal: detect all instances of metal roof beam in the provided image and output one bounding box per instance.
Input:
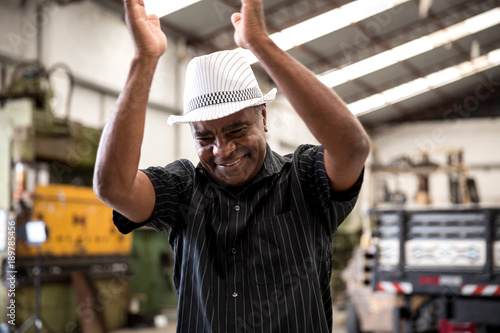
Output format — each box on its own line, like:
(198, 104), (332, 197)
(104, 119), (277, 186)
(183, 0), (346, 53)
(304, 0), (498, 75)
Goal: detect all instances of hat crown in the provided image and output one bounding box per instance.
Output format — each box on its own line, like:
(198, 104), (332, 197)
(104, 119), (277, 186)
(167, 50), (276, 126)
(183, 50), (263, 114)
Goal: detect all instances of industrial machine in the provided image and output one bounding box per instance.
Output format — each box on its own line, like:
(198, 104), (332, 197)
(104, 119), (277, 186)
(1, 61), (132, 332)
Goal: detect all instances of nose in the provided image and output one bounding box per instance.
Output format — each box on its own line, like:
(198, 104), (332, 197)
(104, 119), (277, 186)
(213, 138), (236, 158)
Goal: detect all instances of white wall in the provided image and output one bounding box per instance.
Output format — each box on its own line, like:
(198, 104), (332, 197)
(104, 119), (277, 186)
(0, 0), (184, 168)
(367, 118), (500, 206)
(266, 93), (319, 156)
(0, 0), (38, 60)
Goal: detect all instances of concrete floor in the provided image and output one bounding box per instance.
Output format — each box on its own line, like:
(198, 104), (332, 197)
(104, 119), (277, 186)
(110, 307), (347, 333)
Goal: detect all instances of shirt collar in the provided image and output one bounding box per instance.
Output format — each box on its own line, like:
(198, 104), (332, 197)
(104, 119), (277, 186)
(257, 143), (289, 178)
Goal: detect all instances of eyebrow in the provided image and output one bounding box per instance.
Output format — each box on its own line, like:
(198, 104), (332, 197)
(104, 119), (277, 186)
(194, 129), (212, 137)
(222, 121), (250, 133)
(194, 121), (250, 137)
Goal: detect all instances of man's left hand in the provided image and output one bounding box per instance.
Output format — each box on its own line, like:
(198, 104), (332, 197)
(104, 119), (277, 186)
(231, 0), (268, 50)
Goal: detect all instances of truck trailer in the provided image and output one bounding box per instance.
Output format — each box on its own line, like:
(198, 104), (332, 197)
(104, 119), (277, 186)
(345, 207), (500, 333)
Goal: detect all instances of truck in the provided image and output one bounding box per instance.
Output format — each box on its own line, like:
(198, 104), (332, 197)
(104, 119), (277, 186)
(344, 206), (500, 333)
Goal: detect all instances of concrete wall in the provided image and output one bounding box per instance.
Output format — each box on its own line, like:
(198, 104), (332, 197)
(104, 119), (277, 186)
(0, 0), (38, 60)
(367, 117), (500, 207)
(266, 93), (319, 156)
(0, 0), (197, 168)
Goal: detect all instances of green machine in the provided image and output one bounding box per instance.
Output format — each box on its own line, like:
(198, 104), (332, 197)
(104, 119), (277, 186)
(129, 228), (178, 319)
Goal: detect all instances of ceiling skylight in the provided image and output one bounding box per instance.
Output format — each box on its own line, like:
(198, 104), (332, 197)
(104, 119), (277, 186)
(347, 48), (500, 116)
(143, 0), (201, 18)
(317, 7), (500, 88)
(239, 0), (411, 64)
(280, 0), (410, 48)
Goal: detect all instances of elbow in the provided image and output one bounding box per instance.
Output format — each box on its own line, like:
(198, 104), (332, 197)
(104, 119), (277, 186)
(360, 133), (371, 160)
(93, 181), (127, 211)
(353, 132), (371, 164)
(93, 162), (107, 202)
(93, 178), (111, 204)
(93, 171), (135, 213)
(93, 173), (120, 206)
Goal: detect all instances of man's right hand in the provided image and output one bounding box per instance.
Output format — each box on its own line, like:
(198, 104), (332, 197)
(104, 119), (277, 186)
(94, 0), (164, 223)
(124, 0), (167, 59)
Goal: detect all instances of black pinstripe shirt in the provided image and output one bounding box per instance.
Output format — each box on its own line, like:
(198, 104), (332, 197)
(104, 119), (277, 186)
(114, 144), (363, 333)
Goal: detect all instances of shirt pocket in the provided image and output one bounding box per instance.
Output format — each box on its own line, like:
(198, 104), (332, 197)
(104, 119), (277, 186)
(248, 211), (307, 285)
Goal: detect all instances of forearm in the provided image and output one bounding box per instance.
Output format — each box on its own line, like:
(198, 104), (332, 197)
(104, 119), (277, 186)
(249, 37), (369, 156)
(93, 57), (158, 201)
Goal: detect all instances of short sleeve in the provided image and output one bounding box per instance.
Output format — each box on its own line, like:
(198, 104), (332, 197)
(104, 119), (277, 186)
(295, 145), (364, 236)
(113, 159), (195, 234)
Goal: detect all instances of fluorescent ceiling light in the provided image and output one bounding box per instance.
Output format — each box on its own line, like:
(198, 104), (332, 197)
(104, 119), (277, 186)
(239, 0), (412, 64)
(381, 78), (429, 104)
(240, 4), (499, 87)
(425, 67), (461, 87)
(347, 48), (500, 116)
(281, 0), (405, 47)
(488, 49), (500, 64)
(143, 0), (201, 18)
(318, 7), (500, 88)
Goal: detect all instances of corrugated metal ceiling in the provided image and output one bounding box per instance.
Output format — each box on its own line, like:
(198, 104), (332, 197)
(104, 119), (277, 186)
(107, 0), (500, 129)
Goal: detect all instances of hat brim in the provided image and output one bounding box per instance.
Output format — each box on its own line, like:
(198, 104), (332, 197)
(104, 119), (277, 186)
(167, 88), (276, 126)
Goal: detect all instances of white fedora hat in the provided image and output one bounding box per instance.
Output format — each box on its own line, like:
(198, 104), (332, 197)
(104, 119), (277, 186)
(167, 50), (276, 126)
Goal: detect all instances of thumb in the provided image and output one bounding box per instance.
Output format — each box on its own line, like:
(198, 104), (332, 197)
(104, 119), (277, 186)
(147, 14), (161, 29)
(231, 13), (242, 28)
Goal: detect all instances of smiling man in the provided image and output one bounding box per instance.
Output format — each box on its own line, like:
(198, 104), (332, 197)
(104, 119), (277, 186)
(190, 106), (268, 188)
(93, 0), (370, 332)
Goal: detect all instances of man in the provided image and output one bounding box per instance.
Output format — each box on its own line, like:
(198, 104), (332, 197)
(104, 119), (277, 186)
(93, 0), (370, 331)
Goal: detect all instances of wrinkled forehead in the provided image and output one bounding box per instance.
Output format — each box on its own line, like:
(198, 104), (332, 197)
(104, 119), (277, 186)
(189, 107), (261, 135)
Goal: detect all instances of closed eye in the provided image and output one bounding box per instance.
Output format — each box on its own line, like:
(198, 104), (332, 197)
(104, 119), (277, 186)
(230, 127), (246, 136)
(197, 137), (213, 143)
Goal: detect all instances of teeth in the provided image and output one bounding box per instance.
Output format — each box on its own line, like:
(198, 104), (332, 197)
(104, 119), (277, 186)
(223, 157), (243, 167)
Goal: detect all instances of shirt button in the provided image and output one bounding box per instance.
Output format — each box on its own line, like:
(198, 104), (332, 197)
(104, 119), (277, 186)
(232, 292), (238, 298)
(231, 248), (237, 254)
(235, 205), (240, 211)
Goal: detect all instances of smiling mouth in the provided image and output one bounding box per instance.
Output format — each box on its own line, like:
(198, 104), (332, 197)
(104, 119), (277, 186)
(221, 156), (245, 167)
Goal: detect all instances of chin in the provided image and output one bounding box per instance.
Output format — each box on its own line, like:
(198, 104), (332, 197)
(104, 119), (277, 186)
(223, 173), (253, 187)
(223, 178), (246, 188)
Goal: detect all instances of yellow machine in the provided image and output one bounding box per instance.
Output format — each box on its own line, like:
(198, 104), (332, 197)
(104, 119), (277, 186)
(18, 184), (131, 258)
(1, 62), (133, 331)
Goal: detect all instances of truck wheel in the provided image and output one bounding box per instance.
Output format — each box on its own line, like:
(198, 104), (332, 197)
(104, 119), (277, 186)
(346, 303), (362, 333)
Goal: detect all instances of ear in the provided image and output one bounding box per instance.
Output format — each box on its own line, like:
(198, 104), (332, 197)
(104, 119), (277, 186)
(262, 105), (268, 132)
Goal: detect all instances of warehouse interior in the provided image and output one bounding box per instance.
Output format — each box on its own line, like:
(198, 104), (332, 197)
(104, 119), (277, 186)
(0, 0), (499, 332)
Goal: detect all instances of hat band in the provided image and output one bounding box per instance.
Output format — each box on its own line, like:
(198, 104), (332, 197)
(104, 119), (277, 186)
(186, 87), (262, 114)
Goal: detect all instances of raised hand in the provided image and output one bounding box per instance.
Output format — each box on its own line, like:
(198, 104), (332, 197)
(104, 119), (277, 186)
(124, 0), (167, 59)
(230, 0), (269, 50)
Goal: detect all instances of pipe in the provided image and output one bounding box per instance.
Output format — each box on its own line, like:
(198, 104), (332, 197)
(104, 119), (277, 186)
(0, 51), (180, 115)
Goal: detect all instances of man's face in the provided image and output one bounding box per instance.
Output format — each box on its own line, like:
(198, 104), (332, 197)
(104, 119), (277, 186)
(190, 106), (268, 188)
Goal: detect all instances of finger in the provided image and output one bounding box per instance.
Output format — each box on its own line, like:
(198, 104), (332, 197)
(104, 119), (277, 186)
(124, 0), (146, 16)
(124, 0), (143, 10)
(147, 14), (161, 29)
(231, 13), (241, 27)
(125, 0), (145, 6)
